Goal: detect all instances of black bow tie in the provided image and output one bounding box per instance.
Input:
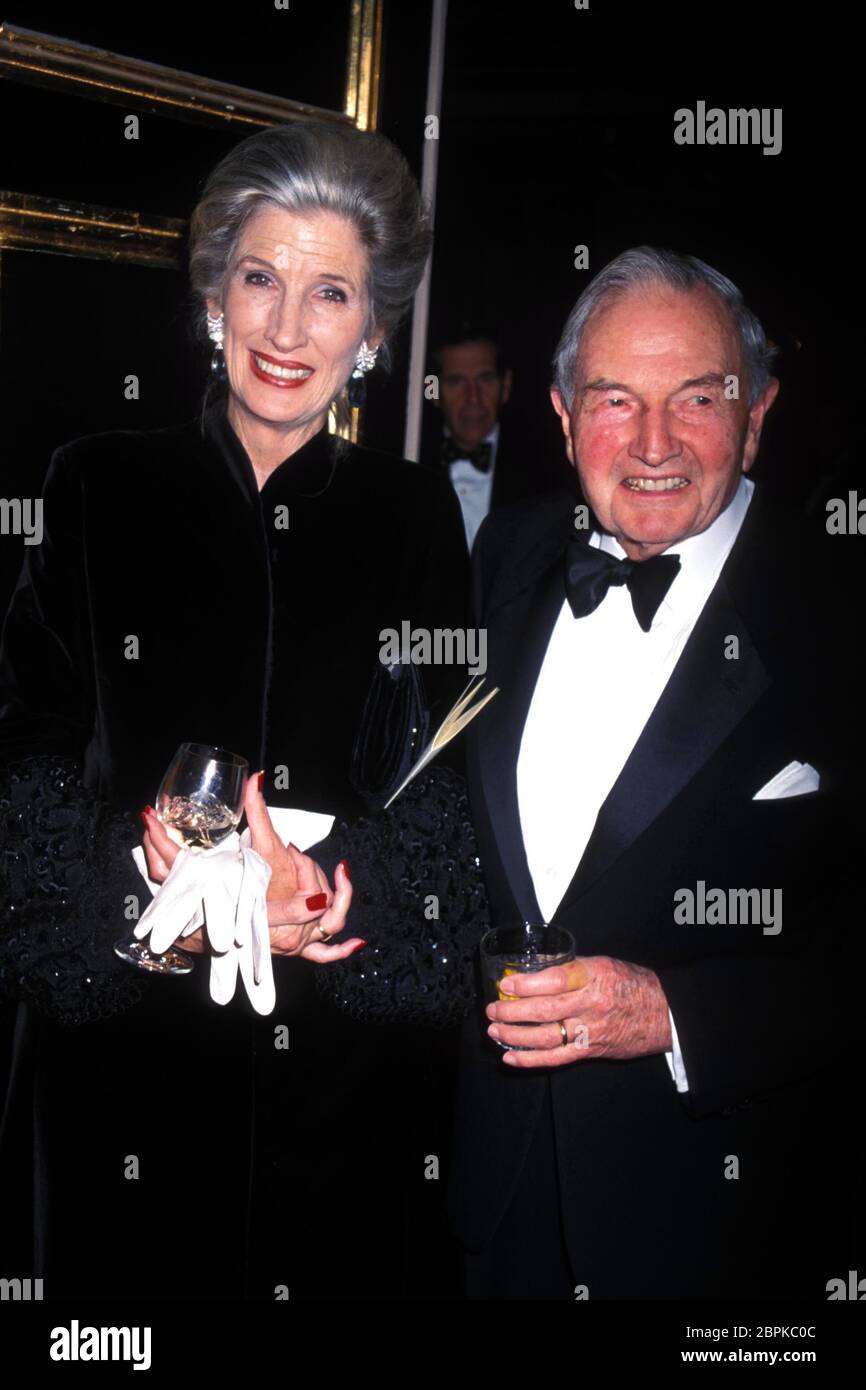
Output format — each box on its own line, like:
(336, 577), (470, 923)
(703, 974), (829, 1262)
(441, 437), (492, 473)
(565, 538), (681, 632)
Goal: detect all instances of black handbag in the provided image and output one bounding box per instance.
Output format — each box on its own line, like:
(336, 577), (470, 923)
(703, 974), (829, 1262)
(350, 657), (430, 809)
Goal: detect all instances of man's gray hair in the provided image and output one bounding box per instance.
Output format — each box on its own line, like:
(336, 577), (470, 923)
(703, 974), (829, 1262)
(189, 119), (432, 380)
(552, 246), (777, 409)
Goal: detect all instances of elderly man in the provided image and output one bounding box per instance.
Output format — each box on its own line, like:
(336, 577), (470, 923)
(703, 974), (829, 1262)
(450, 247), (855, 1299)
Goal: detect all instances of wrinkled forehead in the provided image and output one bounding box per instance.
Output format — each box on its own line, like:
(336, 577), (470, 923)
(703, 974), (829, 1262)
(576, 284), (742, 380)
(234, 206), (371, 279)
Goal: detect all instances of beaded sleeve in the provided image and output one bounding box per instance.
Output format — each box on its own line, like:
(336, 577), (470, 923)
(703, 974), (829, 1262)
(0, 756), (146, 1025)
(313, 766), (489, 1027)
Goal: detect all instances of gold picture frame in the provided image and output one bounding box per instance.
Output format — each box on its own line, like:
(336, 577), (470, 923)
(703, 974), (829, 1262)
(0, 1), (384, 262)
(0, 191), (185, 268)
(0, 2), (384, 440)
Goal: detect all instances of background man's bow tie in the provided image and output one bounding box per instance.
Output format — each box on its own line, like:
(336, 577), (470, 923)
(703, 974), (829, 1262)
(565, 537), (681, 632)
(441, 436), (492, 472)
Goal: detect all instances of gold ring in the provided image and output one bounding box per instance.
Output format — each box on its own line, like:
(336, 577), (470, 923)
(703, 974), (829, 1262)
(317, 924), (332, 943)
(557, 1020), (568, 1046)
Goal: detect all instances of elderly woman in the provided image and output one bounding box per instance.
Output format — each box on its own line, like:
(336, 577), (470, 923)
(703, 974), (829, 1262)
(0, 121), (468, 1299)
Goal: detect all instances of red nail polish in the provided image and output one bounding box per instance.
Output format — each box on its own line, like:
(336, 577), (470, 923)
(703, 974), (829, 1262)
(306, 893), (328, 911)
(355, 939), (368, 951)
(257, 771), (264, 792)
(139, 805), (154, 826)
(339, 859), (351, 881)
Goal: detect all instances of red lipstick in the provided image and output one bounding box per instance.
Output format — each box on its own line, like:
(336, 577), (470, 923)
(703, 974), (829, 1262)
(248, 349), (315, 389)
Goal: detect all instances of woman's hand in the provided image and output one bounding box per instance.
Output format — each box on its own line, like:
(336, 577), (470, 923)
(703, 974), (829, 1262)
(242, 774), (359, 960)
(140, 774), (362, 962)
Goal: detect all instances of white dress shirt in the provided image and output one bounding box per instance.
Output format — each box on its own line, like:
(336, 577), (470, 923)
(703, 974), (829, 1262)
(516, 476), (755, 1091)
(447, 424), (499, 550)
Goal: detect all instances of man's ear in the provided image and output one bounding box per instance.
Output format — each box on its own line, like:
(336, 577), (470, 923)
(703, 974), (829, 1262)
(550, 387), (576, 466)
(500, 368), (514, 407)
(742, 376), (780, 474)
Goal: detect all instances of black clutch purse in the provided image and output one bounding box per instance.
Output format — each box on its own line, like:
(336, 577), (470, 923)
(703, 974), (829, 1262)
(350, 658), (430, 809)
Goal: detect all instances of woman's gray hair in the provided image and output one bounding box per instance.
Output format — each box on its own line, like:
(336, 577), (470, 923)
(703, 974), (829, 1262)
(189, 119), (432, 426)
(552, 247), (777, 409)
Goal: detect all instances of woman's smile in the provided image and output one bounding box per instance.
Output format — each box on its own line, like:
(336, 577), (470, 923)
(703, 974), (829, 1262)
(212, 206), (378, 475)
(248, 349), (316, 388)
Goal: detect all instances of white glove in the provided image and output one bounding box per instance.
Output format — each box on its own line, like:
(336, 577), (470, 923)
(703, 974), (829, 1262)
(207, 834), (275, 1014)
(132, 833), (275, 1015)
(130, 806), (335, 1017)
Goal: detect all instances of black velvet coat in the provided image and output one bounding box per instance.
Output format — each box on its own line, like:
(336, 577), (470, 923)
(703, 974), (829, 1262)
(0, 399), (468, 813)
(0, 399), (470, 1300)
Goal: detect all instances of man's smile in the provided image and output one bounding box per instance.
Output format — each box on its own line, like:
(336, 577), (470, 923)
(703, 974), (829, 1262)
(622, 476), (691, 492)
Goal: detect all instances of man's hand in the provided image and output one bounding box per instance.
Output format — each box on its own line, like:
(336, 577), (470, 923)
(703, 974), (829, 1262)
(485, 955), (673, 1068)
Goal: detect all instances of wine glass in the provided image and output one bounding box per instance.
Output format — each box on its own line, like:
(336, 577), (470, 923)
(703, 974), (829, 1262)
(114, 742), (249, 976)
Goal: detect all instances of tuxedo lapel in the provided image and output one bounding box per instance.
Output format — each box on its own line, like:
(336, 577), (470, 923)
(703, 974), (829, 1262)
(473, 560), (566, 921)
(471, 486), (776, 921)
(562, 572), (772, 907)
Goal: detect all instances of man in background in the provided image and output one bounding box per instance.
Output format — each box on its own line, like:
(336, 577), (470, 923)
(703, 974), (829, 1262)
(423, 321), (571, 548)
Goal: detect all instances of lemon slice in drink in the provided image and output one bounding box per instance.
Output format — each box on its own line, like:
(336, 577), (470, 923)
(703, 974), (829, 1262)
(497, 965), (520, 1001)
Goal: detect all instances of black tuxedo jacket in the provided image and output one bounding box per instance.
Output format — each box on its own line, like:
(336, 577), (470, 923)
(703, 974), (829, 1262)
(420, 416), (575, 515)
(451, 483), (859, 1298)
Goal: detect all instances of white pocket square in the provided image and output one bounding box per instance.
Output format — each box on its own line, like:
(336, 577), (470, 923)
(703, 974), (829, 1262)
(753, 760), (820, 800)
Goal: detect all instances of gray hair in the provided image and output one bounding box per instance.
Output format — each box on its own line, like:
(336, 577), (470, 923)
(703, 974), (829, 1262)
(552, 246), (777, 409)
(189, 119), (432, 421)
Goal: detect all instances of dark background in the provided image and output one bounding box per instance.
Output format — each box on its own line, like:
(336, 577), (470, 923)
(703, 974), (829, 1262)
(417, 0), (853, 514)
(0, 0), (858, 1311)
(0, 0), (856, 615)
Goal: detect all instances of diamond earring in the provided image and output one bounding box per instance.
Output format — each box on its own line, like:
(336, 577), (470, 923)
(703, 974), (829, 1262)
(355, 341), (378, 373)
(348, 340), (378, 407)
(206, 313), (224, 350)
(206, 313), (226, 380)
